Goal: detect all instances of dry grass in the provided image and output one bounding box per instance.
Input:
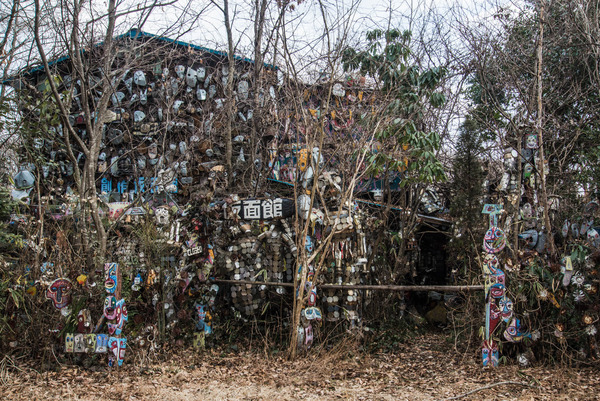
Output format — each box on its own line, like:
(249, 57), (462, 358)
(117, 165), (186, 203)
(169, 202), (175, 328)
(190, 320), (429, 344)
(1, 332), (600, 400)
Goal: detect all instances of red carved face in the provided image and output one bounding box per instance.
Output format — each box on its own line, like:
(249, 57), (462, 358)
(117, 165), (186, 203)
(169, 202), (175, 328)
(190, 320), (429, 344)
(46, 278), (73, 309)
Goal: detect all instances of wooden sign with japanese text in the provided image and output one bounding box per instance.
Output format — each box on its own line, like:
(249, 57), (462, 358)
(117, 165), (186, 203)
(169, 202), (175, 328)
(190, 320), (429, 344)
(228, 198), (295, 220)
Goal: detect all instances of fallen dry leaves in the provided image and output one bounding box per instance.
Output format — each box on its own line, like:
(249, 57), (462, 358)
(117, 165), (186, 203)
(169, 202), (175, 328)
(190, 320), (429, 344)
(1, 333), (600, 400)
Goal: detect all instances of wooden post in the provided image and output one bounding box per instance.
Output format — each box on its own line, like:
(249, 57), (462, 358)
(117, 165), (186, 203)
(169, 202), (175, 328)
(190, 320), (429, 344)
(114, 263), (121, 370)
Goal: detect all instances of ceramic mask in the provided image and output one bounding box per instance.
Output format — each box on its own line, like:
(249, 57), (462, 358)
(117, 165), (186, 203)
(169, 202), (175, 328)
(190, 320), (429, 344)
(504, 317), (532, 343)
(488, 283), (505, 299)
(124, 77), (133, 94)
(111, 92), (125, 106)
(196, 88), (206, 100)
(581, 218), (593, 235)
(160, 66), (168, 80)
(77, 309), (92, 333)
(132, 273), (142, 291)
(133, 71), (146, 86)
(482, 255), (500, 275)
(308, 286), (317, 307)
(238, 80), (249, 100)
(572, 222), (580, 238)
(85, 334), (96, 353)
(305, 236), (314, 254)
(297, 148), (309, 172)
(585, 201), (600, 215)
(491, 266), (505, 286)
(140, 89), (148, 105)
(147, 269), (157, 286)
(65, 333), (74, 352)
(46, 278), (73, 309)
(175, 65), (185, 79)
(74, 333), (85, 353)
(186, 68), (197, 87)
(155, 207), (169, 225)
(134, 110), (146, 123)
(104, 295), (117, 319)
(107, 299), (128, 336)
(499, 296), (514, 322)
(298, 194), (311, 220)
(108, 337), (127, 367)
(195, 303), (207, 331)
(523, 163), (534, 179)
(304, 324), (314, 347)
(332, 83), (345, 97)
(303, 307), (322, 321)
(96, 334), (108, 353)
(193, 332), (205, 349)
(525, 133), (538, 149)
(483, 227), (506, 254)
(104, 263), (118, 294)
(519, 229), (538, 249)
(482, 340), (498, 367)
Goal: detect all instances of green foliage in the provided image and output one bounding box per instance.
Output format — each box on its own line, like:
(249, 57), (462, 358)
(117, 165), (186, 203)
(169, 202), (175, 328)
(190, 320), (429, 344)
(447, 117), (486, 280)
(342, 29), (446, 187)
(450, 118), (485, 228)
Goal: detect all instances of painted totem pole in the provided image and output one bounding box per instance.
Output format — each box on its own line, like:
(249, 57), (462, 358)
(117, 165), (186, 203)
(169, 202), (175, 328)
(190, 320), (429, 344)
(481, 204), (533, 367)
(104, 262), (128, 367)
(481, 204), (505, 367)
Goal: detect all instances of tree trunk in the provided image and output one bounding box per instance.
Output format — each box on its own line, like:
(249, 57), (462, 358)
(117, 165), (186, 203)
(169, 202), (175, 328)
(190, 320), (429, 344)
(535, 2), (554, 255)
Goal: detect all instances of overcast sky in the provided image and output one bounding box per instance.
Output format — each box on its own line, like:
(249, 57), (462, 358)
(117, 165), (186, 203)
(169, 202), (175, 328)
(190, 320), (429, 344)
(128, 0), (520, 77)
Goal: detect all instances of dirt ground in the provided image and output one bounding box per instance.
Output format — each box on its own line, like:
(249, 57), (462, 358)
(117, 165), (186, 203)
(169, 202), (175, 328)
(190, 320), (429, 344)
(1, 333), (599, 401)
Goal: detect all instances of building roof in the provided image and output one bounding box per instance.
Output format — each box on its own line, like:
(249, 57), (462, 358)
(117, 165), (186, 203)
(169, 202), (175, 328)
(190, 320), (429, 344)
(7, 28), (276, 83)
(122, 29), (276, 69)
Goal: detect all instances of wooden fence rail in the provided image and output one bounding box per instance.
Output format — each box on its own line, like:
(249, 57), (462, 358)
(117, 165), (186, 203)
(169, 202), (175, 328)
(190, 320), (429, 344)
(210, 279), (484, 292)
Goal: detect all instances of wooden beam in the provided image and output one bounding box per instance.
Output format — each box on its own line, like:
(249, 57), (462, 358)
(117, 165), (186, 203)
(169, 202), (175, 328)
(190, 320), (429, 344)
(210, 279), (483, 292)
